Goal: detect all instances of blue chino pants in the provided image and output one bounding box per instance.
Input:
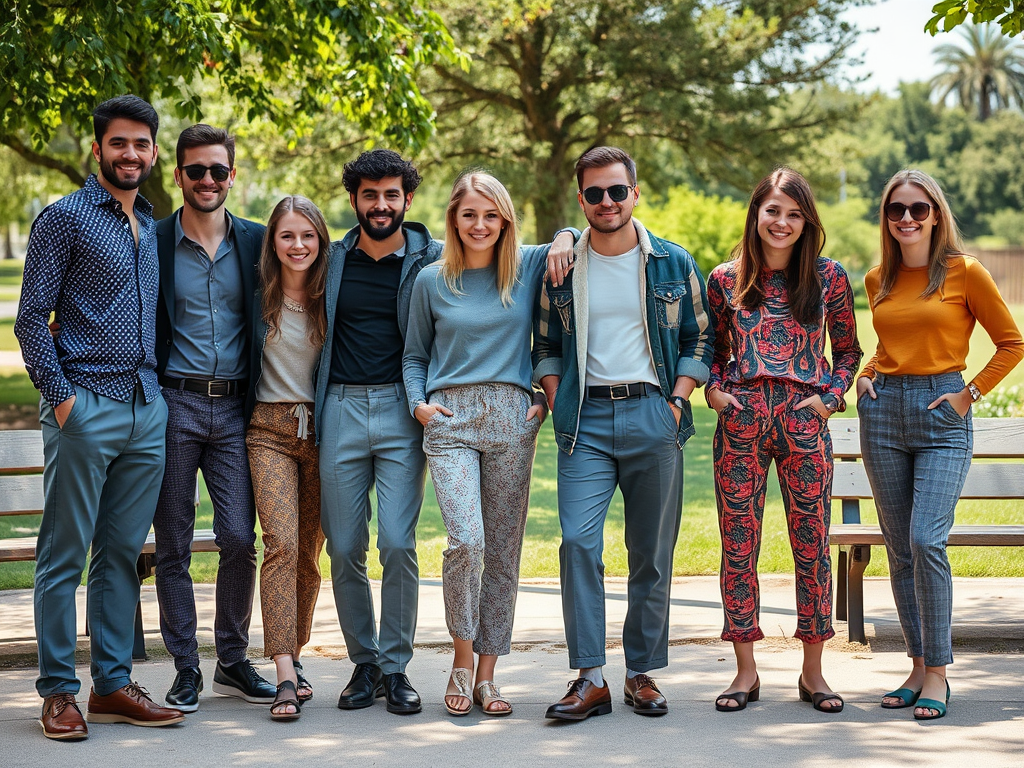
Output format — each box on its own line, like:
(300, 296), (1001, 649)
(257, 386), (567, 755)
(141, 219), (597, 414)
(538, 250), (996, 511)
(557, 392), (685, 672)
(35, 385), (167, 697)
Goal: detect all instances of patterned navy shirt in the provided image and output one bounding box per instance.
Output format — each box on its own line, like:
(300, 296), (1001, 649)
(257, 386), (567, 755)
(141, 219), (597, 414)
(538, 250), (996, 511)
(15, 174), (161, 407)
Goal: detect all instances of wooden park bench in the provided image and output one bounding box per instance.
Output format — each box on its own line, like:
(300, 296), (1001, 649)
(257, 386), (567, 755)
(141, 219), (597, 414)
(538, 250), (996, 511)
(829, 418), (1024, 643)
(0, 429), (218, 659)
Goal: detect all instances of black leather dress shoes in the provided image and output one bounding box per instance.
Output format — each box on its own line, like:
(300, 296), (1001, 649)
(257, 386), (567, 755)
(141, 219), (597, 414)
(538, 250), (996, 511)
(165, 667), (203, 712)
(383, 672), (422, 714)
(337, 663), (384, 710)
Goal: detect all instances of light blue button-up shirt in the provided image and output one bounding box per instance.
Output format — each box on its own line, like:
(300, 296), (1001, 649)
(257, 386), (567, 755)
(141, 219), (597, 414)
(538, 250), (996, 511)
(164, 211), (247, 379)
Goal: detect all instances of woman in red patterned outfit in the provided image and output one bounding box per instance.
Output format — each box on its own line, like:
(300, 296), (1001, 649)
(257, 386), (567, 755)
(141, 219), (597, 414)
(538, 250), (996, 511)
(705, 168), (861, 713)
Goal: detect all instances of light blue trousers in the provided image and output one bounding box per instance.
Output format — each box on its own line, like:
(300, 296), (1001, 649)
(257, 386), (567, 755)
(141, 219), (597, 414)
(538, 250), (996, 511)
(557, 393), (684, 672)
(35, 385), (167, 697)
(319, 382), (425, 675)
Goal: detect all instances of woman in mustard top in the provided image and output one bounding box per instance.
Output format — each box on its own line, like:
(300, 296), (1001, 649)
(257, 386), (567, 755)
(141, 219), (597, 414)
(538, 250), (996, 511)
(857, 170), (1023, 720)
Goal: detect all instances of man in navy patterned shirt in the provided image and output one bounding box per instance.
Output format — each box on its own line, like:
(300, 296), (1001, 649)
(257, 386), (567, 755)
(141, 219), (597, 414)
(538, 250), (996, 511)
(15, 95), (186, 740)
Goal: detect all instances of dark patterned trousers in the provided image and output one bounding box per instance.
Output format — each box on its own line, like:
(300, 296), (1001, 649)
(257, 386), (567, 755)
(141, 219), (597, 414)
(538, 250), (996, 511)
(713, 377), (835, 644)
(153, 388), (257, 670)
(246, 402), (325, 658)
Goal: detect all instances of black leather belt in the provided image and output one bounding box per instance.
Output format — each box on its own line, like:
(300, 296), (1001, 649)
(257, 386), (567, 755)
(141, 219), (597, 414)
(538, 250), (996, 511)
(159, 376), (247, 397)
(586, 382), (660, 400)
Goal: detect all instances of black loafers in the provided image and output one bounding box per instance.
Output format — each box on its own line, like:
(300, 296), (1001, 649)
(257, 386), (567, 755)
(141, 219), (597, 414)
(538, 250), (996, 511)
(383, 672), (422, 715)
(165, 667), (203, 712)
(337, 663), (384, 710)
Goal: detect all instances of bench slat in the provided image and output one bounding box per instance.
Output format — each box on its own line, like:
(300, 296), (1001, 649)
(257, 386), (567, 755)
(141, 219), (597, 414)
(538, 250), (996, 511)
(0, 476), (44, 516)
(831, 524), (1024, 547)
(832, 418), (1024, 460)
(833, 462), (1024, 499)
(0, 430), (44, 475)
(0, 530), (220, 564)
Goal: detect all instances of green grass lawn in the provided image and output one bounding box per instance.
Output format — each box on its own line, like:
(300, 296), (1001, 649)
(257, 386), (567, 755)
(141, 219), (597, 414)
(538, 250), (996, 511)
(0, 318), (17, 351)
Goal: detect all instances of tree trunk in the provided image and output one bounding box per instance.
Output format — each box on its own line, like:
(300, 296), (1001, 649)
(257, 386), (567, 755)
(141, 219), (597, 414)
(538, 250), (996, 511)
(2, 225), (12, 260)
(142, 156), (174, 220)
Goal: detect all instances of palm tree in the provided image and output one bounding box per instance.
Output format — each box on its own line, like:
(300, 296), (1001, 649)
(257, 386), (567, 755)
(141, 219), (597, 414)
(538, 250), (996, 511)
(930, 24), (1024, 120)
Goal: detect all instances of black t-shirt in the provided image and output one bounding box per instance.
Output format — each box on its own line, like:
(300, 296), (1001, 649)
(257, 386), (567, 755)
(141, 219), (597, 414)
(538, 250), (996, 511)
(329, 247), (406, 385)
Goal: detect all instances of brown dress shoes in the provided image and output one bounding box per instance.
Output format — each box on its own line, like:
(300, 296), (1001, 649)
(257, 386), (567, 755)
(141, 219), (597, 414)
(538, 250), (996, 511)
(87, 682), (186, 726)
(624, 673), (668, 716)
(545, 678), (612, 720)
(40, 693), (88, 740)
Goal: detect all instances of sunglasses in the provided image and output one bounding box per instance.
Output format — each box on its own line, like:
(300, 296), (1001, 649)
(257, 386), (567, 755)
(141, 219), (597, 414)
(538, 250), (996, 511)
(180, 163), (232, 182)
(885, 201), (933, 222)
(581, 184), (635, 205)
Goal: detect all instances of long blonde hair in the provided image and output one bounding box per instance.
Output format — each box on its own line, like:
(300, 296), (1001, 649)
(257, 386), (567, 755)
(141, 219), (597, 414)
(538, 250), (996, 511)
(874, 169), (964, 306)
(259, 195), (330, 346)
(440, 172), (521, 306)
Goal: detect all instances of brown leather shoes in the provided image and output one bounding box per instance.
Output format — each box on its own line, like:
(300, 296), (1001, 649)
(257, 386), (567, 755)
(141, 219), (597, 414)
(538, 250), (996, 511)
(87, 682), (186, 727)
(40, 693), (88, 740)
(545, 678), (612, 721)
(624, 673), (668, 716)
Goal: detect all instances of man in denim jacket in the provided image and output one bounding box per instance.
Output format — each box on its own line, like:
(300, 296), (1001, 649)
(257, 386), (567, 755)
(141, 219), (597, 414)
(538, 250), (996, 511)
(533, 146), (713, 721)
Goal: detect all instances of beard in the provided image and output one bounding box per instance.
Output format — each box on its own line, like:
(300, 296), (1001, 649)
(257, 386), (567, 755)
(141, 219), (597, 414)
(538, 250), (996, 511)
(98, 151), (154, 191)
(182, 184), (229, 214)
(356, 206), (405, 241)
(586, 206), (630, 234)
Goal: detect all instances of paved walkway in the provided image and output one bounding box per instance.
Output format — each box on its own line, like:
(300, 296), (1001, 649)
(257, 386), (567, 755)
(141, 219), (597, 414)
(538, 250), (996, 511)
(0, 576), (1021, 765)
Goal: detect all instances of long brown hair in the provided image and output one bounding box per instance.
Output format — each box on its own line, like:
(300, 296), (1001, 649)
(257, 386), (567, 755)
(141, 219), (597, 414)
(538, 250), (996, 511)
(259, 195), (330, 346)
(732, 167), (825, 326)
(440, 172), (521, 306)
(873, 169), (964, 306)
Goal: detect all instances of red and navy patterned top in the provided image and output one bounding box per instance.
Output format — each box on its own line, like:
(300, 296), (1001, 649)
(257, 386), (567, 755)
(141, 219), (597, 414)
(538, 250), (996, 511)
(706, 257), (861, 407)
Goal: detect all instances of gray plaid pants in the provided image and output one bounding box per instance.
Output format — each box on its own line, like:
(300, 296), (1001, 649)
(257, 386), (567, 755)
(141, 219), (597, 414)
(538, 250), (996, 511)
(859, 371), (972, 666)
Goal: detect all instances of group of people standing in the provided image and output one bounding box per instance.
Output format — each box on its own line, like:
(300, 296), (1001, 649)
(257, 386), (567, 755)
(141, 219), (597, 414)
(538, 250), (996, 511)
(14, 94), (1021, 741)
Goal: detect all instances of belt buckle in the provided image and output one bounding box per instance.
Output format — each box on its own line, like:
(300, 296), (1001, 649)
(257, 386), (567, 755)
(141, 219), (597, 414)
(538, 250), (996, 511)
(609, 384), (630, 400)
(207, 380), (230, 397)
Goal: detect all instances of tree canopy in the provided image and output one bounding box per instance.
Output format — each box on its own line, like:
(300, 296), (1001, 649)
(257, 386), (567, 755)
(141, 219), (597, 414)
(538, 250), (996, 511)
(425, 0), (862, 240)
(927, 1), (1024, 37)
(0, 0), (463, 215)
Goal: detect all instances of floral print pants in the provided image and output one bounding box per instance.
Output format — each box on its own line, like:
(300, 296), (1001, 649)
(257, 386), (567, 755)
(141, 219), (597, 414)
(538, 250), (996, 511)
(423, 383), (540, 656)
(713, 377), (835, 644)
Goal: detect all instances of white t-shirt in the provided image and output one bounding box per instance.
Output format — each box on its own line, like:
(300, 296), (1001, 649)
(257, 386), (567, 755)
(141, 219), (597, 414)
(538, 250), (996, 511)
(585, 243), (659, 387)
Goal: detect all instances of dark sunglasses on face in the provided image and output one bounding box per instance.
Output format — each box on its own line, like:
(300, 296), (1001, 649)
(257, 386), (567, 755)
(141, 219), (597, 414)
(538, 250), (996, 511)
(181, 163), (232, 182)
(885, 201), (933, 222)
(581, 184), (635, 205)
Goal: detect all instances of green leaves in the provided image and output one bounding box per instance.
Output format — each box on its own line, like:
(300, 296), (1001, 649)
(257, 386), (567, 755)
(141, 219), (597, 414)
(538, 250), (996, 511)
(926, 1), (1024, 38)
(0, 0), (462, 154)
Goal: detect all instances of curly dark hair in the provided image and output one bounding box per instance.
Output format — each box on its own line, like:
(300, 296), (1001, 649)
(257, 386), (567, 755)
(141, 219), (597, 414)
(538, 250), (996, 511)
(342, 149), (422, 196)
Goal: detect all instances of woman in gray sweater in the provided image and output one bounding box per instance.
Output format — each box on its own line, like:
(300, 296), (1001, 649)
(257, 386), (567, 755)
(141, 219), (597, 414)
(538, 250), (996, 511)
(404, 172), (548, 717)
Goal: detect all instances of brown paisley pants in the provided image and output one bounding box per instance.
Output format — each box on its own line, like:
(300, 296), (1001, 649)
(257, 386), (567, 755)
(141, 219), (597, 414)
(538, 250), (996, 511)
(246, 402), (325, 657)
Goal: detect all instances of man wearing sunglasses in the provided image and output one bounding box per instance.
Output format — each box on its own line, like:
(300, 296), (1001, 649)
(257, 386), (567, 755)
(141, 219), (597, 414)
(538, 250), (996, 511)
(534, 146), (714, 721)
(152, 124), (273, 712)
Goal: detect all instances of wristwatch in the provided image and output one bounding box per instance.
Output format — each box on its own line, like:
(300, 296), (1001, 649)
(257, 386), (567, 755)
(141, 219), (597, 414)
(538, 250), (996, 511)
(967, 382), (982, 402)
(669, 395), (687, 410)
(820, 393), (841, 414)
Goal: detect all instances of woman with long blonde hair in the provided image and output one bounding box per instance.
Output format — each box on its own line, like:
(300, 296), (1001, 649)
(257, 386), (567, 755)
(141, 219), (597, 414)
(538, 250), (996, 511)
(857, 170), (1022, 720)
(403, 172), (550, 717)
(245, 195), (331, 721)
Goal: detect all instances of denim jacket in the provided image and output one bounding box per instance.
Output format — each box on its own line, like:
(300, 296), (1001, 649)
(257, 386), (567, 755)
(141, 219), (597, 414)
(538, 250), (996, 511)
(312, 222), (442, 443)
(532, 219), (714, 454)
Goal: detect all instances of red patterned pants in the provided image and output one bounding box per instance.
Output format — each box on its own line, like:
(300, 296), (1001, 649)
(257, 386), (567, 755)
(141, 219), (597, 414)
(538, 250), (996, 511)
(713, 378), (834, 644)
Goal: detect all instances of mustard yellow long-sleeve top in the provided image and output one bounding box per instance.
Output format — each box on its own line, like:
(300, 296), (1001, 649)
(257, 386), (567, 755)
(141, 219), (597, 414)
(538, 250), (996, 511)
(860, 255), (1024, 395)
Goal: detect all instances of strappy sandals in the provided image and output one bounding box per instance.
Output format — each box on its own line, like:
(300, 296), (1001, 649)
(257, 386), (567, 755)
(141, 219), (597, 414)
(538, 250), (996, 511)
(293, 661), (313, 703)
(445, 668), (473, 716)
(798, 676), (844, 713)
(715, 674), (760, 712)
(271, 680), (302, 721)
(474, 681), (513, 717)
